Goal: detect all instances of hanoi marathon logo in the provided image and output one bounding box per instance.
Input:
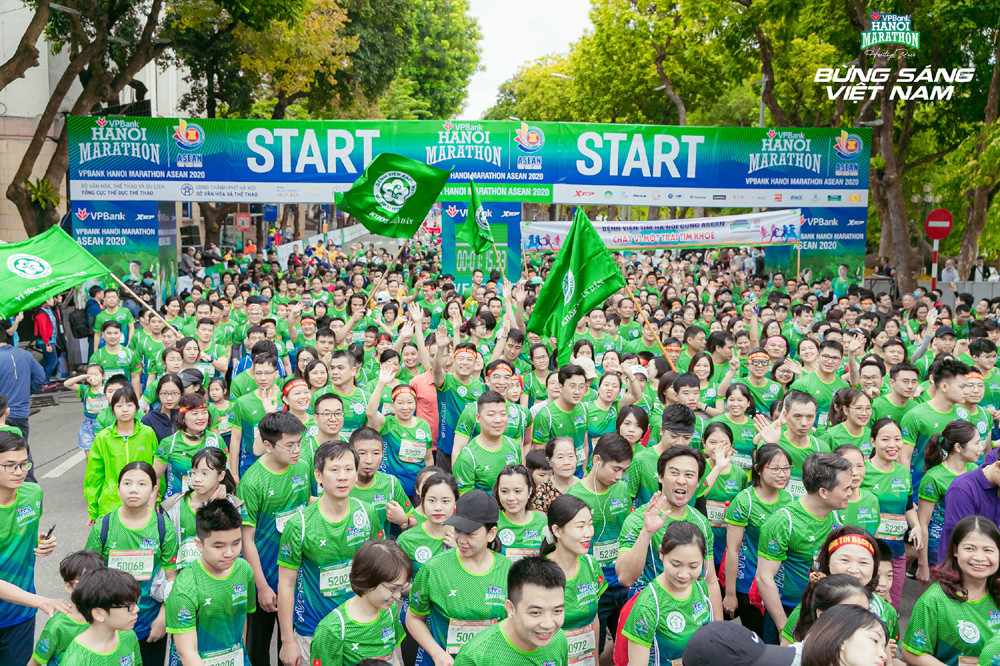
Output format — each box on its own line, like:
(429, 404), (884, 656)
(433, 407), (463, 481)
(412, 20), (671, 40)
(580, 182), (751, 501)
(747, 129), (821, 175)
(861, 11), (919, 50)
(425, 121), (502, 168)
(78, 118), (161, 165)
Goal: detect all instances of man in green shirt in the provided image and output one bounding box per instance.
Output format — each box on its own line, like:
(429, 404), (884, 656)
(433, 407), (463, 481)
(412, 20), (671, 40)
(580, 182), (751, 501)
(872, 361), (919, 423)
(756, 452), (853, 643)
(167, 499), (256, 666)
(737, 348), (785, 414)
(88, 321), (141, 394)
(454, 556), (568, 666)
(91, 288), (134, 349)
(532, 365), (589, 476)
(229, 353), (281, 479)
(453, 391), (523, 494)
(194, 317), (230, 380)
(328, 349), (369, 439)
(348, 427), (412, 533)
(789, 338), (857, 431)
(61, 568), (142, 666)
(574, 308), (619, 365)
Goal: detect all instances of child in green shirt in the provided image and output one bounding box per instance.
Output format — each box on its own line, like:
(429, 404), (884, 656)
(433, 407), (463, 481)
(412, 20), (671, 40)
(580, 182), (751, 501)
(29, 551), (105, 666)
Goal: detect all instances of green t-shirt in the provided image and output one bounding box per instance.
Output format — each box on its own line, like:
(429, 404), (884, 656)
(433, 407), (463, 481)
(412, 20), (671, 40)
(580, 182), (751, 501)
(310, 600), (406, 666)
(93, 307), (135, 344)
(454, 621), (569, 666)
(349, 472), (410, 535)
(919, 463), (978, 554)
(88, 346), (140, 383)
(165, 558), (256, 664)
(621, 577), (712, 663)
(453, 435), (523, 494)
(532, 401), (589, 476)
(60, 631), (141, 666)
(76, 385), (107, 419)
(735, 376), (784, 415)
(496, 510), (547, 562)
(230, 391), (272, 477)
(84, 508), (179, 640)
(377, 415), (433, 496)
(331, 385), (369, 439)
(436, 374), (486, 456)
(566, 479), (633, 588)
(32, 611), (87, 665)
(396, 522), (447, 576)
(872, 395), (913, 425)
(901, 402), (968, 489)
(409, 549), (512, 655)
(832, 488), (881, 537)
(789, 372), (850, 431)
(783, 592), (898, 643)
(456, 401), (532, 442)
(155, 430), (226, 498)
(619, 504), (713, 589)
(758, 500), (835, 607)
(725, 486), (793, 595)
(235, 458), (312, 591)
(821, 422), (872, 456)
(777, 429), (830, 498)
(709, 413), (756, 472)
(0, 482), (43, 629)
(904, 583), (1000, 665)
(861, 460), (912, 558)
(277, 497), (382, 636)
(980, 634), (1000, 666)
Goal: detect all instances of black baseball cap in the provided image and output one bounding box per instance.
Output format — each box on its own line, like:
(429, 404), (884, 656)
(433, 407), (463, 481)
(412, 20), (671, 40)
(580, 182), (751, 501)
(934, 326), (955, 339)
(683, 622), (797, 666)
(444, 490), (499, 533)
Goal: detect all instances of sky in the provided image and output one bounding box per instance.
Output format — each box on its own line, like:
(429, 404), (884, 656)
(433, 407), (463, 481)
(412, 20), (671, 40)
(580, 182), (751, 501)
(463, 0), (592, 119)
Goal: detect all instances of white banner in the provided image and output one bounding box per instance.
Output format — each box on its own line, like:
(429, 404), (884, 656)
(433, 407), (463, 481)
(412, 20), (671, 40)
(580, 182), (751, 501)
(521, 208), (801, 252)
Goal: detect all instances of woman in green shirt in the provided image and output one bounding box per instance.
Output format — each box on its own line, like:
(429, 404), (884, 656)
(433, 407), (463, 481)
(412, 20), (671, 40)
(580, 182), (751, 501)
(524, 344), (552, 408)
(153, 393), (226, 498)
(689, 352), (725, 417)
(616, 405), (649, 452)
(823, 388), (873, 455)
(699, 422), (747, 567)
(917, 420), (982, 582)
(207, 377), (234, 449)
(493, 465), (547, 562)
(710, 383), (756, 472)
(622, 521), (712, 665)
(904, 516), (1000, 666)
(543, 494), (606, 666)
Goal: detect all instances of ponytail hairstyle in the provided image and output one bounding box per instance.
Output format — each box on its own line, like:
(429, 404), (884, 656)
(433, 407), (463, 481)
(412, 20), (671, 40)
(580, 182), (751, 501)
(924, 419), (979, 470)
(828, 388), (864, 428)
(791, 573), (871, 642)
(540, 494), (591, 558)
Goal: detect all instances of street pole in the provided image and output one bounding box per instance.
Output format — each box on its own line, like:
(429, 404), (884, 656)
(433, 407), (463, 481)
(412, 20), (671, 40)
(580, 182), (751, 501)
(931, 239), (939, 291)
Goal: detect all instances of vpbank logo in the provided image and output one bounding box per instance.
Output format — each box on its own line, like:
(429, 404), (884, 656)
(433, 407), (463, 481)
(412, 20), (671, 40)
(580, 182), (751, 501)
(75, 208), (89, 221)
(171, 119), (205, 150)
(834, 131), (863, 160)
(861, 11), (919, 49)
(513, 122), (544, 153)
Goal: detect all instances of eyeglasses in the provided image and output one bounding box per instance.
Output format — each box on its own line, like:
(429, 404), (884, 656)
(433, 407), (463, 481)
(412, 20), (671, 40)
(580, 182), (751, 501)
(749, 360), (770, 367)
(819, 354), (842, 362)
(851, 407), (873, 414)
(110, 603), (138, 613)
(316, 411), (343, 419)
(766, 465), (792, 474)
(0, 461), (32, 473)
(158, 390), (181, 398)
(381, 582), (411, 597)
(274, 442), (303, 452)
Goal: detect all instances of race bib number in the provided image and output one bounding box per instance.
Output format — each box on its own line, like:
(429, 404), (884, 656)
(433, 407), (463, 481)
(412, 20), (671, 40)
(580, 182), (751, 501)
(108, 548), (155, 581)
(732, 452), (753, 472)
(877, 513), (907, 541)
(786, 477), (806, 499)
(85, 394), (108, 414)
(706, 500), (728, 528)
(201, 646), (244, 666)
(958, 658), (979, 666)
(105, 368), (126, 379)
(504, 547), (536, 563)
(195, 361), (214, 378)
(177, 539), (200, 567)
(399, 439), (427, 464)
(575, 445), (586, 467)
(593, 540), (619, 565)
(274, 506), (301, 534)
(319, 561), (352, 597)
(817, 413), (829, 428)
(215, 419), (232, 435)
(566, 622), (597, 666)
(446, 619), (496, 654)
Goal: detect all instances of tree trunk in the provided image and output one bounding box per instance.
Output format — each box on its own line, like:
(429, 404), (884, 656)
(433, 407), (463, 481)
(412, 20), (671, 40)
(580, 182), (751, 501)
(0, 0), (50, 93)
(200, 202), (236, 247)
(958, 42), (1000, 276)
(877, 79), (918, 292)
(648, 207), (661, 221)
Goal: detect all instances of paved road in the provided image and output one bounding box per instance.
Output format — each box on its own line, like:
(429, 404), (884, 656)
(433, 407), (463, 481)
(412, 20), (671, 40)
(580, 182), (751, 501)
(24, 390), (924, 644)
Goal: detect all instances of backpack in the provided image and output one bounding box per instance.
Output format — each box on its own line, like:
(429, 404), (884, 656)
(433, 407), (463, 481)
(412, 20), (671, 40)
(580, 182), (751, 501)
(69, 309), (91, 339)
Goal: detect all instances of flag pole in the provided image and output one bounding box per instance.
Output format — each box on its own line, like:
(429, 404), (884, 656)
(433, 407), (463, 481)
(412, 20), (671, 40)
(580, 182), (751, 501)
(107, 272), (174, 331)
(491, 242), (507, 283)
(624, 285), (678, 373)
(365, 240), (409, 308)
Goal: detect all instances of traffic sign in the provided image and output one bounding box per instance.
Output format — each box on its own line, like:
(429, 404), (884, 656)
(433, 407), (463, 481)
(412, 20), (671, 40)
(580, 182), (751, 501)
(925, 208), (953, 240)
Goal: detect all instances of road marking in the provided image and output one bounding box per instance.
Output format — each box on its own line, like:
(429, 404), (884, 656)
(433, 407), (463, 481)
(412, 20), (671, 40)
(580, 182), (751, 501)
(41, 451), (85, 479)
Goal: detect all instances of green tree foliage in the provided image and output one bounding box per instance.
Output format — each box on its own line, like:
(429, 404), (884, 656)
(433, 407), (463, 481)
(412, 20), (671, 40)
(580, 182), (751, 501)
(399, 0), (482, 118)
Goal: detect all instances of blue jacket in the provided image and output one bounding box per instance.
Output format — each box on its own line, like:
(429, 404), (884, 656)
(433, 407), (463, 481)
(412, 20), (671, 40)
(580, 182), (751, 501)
(0, 344), (45, 418)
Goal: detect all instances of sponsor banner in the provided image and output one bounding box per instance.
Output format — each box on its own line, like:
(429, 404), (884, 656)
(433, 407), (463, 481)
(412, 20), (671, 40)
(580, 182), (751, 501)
(72, 200), (160, 281)
(157, 202), (178, 301)
(521, 208), (801, 253)
(798, 207), (868, 278)
(442, 201), (522, 287)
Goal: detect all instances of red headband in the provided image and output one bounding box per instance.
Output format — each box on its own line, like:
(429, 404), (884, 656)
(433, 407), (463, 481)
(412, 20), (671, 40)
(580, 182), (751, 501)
(282, 378), (309, 398)
(392, 384), (417, 400)
(967, 370), (984, 381)
(828, 534), (874, 556)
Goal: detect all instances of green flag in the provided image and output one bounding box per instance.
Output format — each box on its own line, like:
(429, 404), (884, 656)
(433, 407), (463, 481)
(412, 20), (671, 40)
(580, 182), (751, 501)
(334, 153), (451, 239)
(526, 207), (626, 365)
(0, 226), (108, 319)
(457, 180), (494, 254)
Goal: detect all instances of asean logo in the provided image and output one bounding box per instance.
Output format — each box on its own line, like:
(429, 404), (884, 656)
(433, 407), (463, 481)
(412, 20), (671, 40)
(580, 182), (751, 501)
(833, 130), (863, 160)
(7, 254), (52, 280)
(666, 611), (686, 634)
(374, 171), (417, 214)
(171, 119), (205, 150)
(958, 620), (980, 644)
(513, 123), (545, 153)
(562, 270), (576, 306)
(414, 546), (433, 562)
(474, 206), (490, 232)
(499, 529), (515, 546)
